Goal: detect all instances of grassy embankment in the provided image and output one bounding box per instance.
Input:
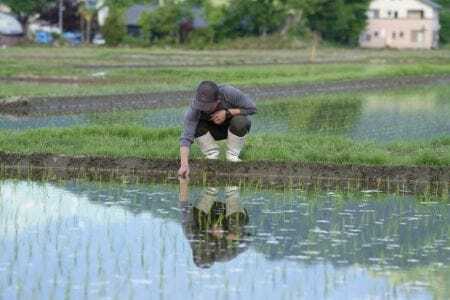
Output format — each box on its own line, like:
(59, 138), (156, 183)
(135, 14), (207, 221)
(1, 48), (449, 166)
(0, 126), (449, 166)
(1, 87), (450, 166)
(1, 47), (450, 99)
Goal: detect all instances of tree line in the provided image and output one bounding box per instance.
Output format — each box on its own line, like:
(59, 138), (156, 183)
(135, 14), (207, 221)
(1, 0), (449, 47)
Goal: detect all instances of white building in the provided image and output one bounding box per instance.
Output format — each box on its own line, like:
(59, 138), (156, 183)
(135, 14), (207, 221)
(360, 0), (441, 49)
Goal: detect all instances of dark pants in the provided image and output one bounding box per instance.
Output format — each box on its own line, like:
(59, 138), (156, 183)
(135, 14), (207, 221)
(195, 115), (251, 140)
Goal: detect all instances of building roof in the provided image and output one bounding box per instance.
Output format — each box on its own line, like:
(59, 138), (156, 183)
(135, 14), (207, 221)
(418, 0), (441, 9)
(125, 4), (157, 26)
(0, 12), (23, 36)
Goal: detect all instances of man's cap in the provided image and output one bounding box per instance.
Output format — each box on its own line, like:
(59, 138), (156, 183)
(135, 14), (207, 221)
(192, 81), (219, 112)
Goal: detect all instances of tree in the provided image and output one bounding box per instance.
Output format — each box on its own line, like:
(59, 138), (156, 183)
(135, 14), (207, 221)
(1, 0), (56, 27)
(101, 7), (126, 46)
(306, 0), (370, 46)
(437, 0), (450, 44)
(217, 0), (287, 39)
(139, 0), (192, 44)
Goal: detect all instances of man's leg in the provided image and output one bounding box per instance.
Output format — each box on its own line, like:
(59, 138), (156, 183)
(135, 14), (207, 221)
(226, 116), (251, 162)
(194, 120), (224, 159)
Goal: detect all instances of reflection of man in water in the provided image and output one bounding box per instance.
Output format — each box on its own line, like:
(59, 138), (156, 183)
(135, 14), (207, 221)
(179, 179), (250, 268)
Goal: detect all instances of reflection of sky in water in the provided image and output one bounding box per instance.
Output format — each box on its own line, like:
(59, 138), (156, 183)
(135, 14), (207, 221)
(1, 180), (449, 300)
(1, 88), (450, 142)
(349, 95), (450, 142)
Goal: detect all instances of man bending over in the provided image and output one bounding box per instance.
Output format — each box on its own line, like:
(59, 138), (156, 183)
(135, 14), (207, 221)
(178, 81), (257, 178)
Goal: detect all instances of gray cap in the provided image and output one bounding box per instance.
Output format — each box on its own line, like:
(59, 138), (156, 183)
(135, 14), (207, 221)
(192, 81), (219, 112)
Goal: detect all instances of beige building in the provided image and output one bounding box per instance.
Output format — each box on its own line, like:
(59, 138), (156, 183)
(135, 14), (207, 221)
(360, 0), (441, 49)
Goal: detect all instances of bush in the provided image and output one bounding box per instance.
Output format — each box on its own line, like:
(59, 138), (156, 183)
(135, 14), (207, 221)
(188, 28), (215, 49)
(436, 1), (450, 44)
(216, 0), (286, 40)
(139, 1), (192, 45)
(306, 0), (370, 46)
(102, 9), (126, 46)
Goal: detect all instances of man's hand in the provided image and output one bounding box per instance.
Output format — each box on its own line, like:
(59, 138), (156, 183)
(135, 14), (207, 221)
(178, 163), (190, 178)
(210, 110), (227, 125)
(179, 146), (190, 178)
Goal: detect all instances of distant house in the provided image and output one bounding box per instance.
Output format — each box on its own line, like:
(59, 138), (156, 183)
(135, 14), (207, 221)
(0, 12), (24, 46)
(360, 0), (441, 49)
(125, 4), (158, 37)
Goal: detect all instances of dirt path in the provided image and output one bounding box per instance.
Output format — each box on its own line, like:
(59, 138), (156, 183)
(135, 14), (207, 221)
(1, 75), (449, 116)
(1, 152), (448, 195)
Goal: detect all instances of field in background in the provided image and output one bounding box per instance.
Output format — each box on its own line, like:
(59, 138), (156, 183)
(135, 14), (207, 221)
(0, 47), (449, 167)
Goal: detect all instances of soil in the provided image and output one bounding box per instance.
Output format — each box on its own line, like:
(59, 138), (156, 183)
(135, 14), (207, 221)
(72, 60), (367, 69)
(1, 75), (449, 116)
(0, 152), (448, 195)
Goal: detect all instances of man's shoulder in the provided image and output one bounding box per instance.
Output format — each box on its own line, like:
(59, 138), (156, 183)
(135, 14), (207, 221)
(218, 84), (244, 98)
(184, 105), (201, 119)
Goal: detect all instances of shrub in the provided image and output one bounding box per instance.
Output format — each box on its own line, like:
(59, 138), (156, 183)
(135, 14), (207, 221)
(139, 1), (192, 45)
(188, 28), (215, 49)
(102, 8), (126, 46)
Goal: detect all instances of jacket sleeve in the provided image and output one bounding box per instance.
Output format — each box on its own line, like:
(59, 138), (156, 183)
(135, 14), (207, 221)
(180, 106), (200, 147)
(221, 85), (257, 116)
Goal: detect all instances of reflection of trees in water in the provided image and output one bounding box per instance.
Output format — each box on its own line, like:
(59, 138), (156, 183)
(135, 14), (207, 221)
(287, 97), (363, 133)
(258, 96), (363, 134)
(63, 182), (450, 270)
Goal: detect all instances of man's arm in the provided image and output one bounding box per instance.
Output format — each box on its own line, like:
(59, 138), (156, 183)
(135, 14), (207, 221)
(221, 85), (256, 115)
(178, 146), (190, 178)
(179, 107), (200, 177)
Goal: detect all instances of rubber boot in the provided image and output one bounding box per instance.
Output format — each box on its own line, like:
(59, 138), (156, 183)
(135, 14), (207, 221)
(226, 131), (245, 162)
(196, 132), (220, 160)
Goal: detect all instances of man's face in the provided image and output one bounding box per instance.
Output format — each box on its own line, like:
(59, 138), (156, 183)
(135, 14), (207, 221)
(206, 98), (220, 114)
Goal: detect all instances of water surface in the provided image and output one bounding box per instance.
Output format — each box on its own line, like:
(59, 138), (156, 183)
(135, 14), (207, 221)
(1, 180), (449, 300)
(1, 85), (449, 143)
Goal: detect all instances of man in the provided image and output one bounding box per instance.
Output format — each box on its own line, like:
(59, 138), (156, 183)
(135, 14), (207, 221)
(178, 81), (257, 178)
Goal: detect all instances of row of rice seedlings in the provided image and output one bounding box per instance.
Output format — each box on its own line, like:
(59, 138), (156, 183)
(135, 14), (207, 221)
(0, 162), (448, 201)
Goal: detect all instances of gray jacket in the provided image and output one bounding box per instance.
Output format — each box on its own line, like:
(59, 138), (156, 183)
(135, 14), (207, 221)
(180, 85), (256, 147)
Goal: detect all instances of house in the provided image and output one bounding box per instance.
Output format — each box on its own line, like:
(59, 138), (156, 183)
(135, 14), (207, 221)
(125, 4), (158, 37)
(360, 0), (441, 49)
(0, 12), (24, 46)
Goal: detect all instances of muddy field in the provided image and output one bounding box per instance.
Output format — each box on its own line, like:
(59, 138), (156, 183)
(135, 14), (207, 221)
(1, 152), (448, 195)
(1, 75), (449, 116)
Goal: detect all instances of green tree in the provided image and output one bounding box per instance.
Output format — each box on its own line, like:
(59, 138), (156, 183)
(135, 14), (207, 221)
(437, 0), (450, 44)
(101, 8), (126, 46)
(306, 0), (370, 46)
(217, 0), (287, 39)
(139, 0), (192, 44)
(1, 0), (55, 26)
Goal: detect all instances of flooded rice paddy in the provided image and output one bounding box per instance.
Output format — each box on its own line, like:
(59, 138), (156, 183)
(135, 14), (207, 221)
(1, 86), (450, 143)
(1, 179), (449, 300)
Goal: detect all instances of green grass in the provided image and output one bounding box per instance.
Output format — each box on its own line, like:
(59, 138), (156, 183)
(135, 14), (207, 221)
(2, 47), (450, 99)
(2, 62), (450, 99)
(0, 125), (449, 166)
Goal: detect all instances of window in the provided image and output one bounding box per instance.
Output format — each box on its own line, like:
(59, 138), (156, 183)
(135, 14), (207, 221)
(374, 31), (379, 38)
(399, 31), (404, 38)
(407, 10), (424, 19)
(368, 9), (380, 19)
(392, 32), (397, 39)
(366, 34), (372, 42)
(394, 11), (398, 18)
